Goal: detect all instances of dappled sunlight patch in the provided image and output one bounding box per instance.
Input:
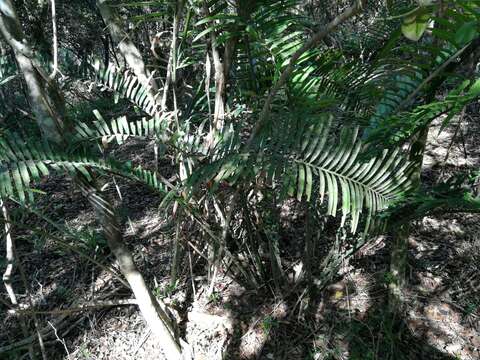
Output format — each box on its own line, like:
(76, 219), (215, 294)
(406, 299), (479, 360)
(186, 310), (234, 360)
(65, 210), (97, 230)
(424, 116), (480, 171)
(421, 216), (465, 235)
(405, 209), (480, 359)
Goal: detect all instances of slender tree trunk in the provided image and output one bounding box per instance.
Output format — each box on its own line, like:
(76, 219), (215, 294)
(161, 0), (185, 112)
(210, 31), (237, 130)
(75, 177), (182, 359)
(1, 198), (37, 360)
(0, 2), (185, 358)
(205, 19), (226, 130)
(387, 32), (480, 313)
(203, 1), (238, 146)
(388, 223), (411, 312)
(96, 0), (159, 99)
(0, 4), (66, 143)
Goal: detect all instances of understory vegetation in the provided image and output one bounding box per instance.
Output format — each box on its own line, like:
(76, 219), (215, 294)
(0, 0), (479, 359)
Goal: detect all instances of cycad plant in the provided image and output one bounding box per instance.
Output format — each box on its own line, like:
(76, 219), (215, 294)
(1, 0), (480, 359)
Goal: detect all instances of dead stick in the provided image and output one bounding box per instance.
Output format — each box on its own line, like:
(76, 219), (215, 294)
(1, 198), (37, 360)
(8, 299), (138, 316)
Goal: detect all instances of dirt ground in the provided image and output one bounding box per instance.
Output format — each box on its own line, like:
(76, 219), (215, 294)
(1, 114), (479, 359)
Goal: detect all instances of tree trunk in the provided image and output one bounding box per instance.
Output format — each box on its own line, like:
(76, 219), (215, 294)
(161, 0), (185, 112)
(1, 198), (37, 360)
(387, 35), (480, 314)
(388, 223), (410, 313)
(96, 0), (159, 99)
(0, 2), (185, 358)
(203, 1), (239, 147)
(0, 2), (66, 143)
(75, 177), (182, 359)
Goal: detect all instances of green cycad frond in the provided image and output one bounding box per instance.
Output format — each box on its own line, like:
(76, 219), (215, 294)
(73, 110), (173, 145)
(268, 113), (415, 234)
(366, 2), (480, 133)
(87, 60), (159, 116)
(184, 112), (415, 235)
(183, 122), (243, 189)
(387, 170), (480, 225)
(366, 77), (480, 148)
(0, 131), (171, 203)
(0, 134), (93, 203)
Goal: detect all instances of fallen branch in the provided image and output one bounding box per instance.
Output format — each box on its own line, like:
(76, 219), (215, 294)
(8, 199), (130, 289)
(7, 299), (138, 316)
(0, 315), (67, 355)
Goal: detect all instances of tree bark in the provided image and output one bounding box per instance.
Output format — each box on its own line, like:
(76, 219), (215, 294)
(75, 177), (182, 359)
(96, 0), (159, 100)
(388, 223), (410, 313)
(208, 23), (237, 130)
(161, 0), (185, 112)
(203, 1), (239, 147)
(0, 0), (67, 143)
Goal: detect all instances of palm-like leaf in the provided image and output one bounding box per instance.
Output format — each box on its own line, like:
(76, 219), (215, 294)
(73, 110), (173, 145)
(366, 2), (480, 134)
(87, 60), (160, 116)
(366, 77), (480, 149)
(0, 131), (172, 203)
(188, 112), (416, 235)
(266, 113), (416, 234)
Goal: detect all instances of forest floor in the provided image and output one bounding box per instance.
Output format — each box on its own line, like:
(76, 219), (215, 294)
(1, 113), (479, 360)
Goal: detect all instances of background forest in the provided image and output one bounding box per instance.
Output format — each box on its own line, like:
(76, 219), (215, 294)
(0, 0), (479, 359)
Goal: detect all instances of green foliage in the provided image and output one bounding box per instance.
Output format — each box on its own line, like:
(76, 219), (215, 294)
(385, 170), (480, 224)
(66, 97), (127, 125)
(76, 227), (108, 251)
(0, 0), (476, 245)
(87, 60), (160, 116)
(1, 0), (479, 317)
(208, 291), (222, 305)
(261, 315), (279, 335)
(154, 281), (178, 299)
(276, 114), (415, 234)
(1, 2), (480, 359)
(77, 344), (93, 360)
(73, 110), (172, 145)
(383, 271), (397, 285)
(0, 130), (172, 203)
(366, 78), (480, 149)
(401, 11), (431, 41)
(366, 0), (480, 147)
(193, 111), (416, 235)
(54, 285), (71, 300)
